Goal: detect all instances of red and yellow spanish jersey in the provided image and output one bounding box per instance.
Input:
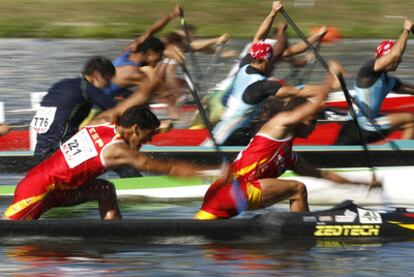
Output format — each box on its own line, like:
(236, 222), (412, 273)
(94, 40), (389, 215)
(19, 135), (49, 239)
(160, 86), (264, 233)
(5, 122), (125, 220)
(233, 133), (297, 183)
(195, 133), (297, 219)
(32, 122), (124, 188)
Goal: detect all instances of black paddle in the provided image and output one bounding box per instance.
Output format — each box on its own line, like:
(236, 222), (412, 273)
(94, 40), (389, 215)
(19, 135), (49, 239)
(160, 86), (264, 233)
(199, 41), (226, 91)
(9, 120), (31, 129)
(178, 1), (202, 83)
(180, 63), (220, 152)
(280, 8), (382, 189)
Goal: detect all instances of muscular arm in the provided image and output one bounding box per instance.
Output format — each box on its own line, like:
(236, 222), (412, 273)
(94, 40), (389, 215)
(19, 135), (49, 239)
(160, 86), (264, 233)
(393, 82), (414, 95)
(374, 20), (412, 72)
(291, 155), (373, 186)
(91, 71), (164, 124)
(290, 155), (322, 178)
(253, 1), (282, 43)
(104, 143), (209, 177)
(275, 85), (301, 98)
(190, 33), (229, 52)
(282, 26), (327, 58)
(125, 4), (182, 52)
(270, 23), (287, 62)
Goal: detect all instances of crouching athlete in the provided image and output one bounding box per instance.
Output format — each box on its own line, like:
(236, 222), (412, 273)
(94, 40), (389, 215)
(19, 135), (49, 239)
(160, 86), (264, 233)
(3, 106), (211, 220)
(195, 62), (379, 219)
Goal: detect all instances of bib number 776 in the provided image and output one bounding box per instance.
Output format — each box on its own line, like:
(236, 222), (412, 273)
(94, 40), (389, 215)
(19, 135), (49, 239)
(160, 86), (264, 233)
(30, 106), (57, 134)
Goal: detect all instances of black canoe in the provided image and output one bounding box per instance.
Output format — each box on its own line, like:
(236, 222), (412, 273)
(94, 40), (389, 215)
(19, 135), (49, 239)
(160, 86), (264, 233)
(1, 201), (414, 242)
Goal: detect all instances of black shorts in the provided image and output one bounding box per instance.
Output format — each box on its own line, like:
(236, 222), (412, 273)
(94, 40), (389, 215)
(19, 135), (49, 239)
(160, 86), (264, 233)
(335, 121), (392, 145)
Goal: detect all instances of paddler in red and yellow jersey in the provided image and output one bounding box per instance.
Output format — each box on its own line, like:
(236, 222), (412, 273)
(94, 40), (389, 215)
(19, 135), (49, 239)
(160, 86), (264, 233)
(195, 61), (380, 219)
(3, 106), (211, 220)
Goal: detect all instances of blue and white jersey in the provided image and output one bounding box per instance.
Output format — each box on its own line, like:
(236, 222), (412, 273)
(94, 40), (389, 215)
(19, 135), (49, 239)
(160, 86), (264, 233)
(354, 72), (397, 119)
(208, 65), (266, 145)
(223, 65), (266, 118)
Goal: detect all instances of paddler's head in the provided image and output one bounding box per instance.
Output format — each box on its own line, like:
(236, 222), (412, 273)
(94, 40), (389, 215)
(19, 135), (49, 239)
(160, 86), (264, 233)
(165, 31), (185, 50)
(249, 41), (273, 74)
(261, 96), (317, 138)
(117, 106), (160, 150)
(136, 36), (166, 67)
(82, 56), (115, 89)
(375, 40), (400, 71)
(286, 97), (317, 138)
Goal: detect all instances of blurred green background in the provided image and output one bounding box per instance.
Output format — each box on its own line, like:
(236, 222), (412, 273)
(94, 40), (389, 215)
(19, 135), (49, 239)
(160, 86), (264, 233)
(0, 0), (412, 38)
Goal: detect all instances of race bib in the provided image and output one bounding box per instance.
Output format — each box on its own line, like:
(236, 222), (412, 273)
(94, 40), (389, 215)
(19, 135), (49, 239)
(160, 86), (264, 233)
(30, 106), (57, 134)
(61, 129), (98, 168)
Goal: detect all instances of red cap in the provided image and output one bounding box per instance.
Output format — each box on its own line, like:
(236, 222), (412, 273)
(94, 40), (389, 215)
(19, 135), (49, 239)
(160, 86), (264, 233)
(376, 40), (395, 58)
(249, 41), (273, 60)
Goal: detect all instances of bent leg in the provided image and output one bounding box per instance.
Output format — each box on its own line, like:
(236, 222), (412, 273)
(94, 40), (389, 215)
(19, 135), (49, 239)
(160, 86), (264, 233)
(43, 179), (122, 220)
(259, 178), (309, 212)
(3, 173), (54, 220)
(387, 113), (414, 139)
(194, 179), (238, 220)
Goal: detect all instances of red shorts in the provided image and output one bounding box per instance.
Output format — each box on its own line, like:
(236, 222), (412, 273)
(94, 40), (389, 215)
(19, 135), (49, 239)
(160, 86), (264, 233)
(3, 171), (74, 220)
(195, 178), (262, 219)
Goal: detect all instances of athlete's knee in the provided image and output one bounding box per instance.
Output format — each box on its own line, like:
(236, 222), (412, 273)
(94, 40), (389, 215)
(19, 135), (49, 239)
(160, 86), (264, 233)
(92, 179), (117, 198)
(290, 180), (307, 200)
(94, 179), (116, 191)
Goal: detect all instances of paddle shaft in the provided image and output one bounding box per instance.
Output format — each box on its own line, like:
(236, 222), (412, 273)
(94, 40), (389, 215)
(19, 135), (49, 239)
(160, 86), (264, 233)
(299, 40), (321, 84)
(9, 120), (30, 129)
(178, 2), (202, 82)
(199, 42), (225, 89)
(180, 63), (220, 152)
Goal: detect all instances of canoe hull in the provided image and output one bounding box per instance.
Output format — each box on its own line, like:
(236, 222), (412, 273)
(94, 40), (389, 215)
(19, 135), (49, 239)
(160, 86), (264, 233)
(0, 201), (413, 242)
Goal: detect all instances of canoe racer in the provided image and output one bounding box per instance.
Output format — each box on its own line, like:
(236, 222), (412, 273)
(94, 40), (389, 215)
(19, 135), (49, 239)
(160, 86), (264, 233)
(195, 62), (378, 219)
(337, 19), (414, 144)
(4, 106), (214, 220)
(32, 56), (117, 162)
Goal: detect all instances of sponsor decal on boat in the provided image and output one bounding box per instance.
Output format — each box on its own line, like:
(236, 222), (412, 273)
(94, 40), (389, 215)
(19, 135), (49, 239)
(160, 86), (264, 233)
(318, 216), (333, 222)
(303, 216), (317, 222)
(358, 208), (382, 224)
(335, 209), (357, 223)
(314, 225), (380, 237)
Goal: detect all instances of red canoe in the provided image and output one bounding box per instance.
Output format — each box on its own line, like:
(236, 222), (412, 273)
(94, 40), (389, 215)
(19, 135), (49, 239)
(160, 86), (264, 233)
(0, 93), (412, 151)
